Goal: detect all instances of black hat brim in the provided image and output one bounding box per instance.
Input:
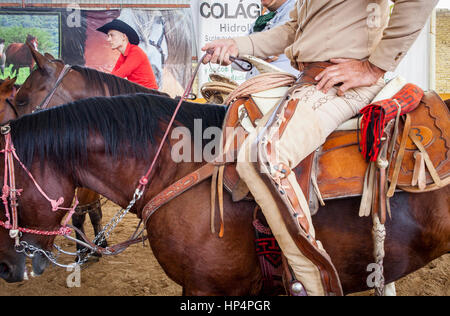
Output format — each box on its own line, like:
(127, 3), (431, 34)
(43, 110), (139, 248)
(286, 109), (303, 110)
(97, 19), (140, 45)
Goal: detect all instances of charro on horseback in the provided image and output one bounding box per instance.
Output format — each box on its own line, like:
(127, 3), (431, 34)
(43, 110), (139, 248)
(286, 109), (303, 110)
(0, 0), (448, 298)
(201, 0), (440, 296)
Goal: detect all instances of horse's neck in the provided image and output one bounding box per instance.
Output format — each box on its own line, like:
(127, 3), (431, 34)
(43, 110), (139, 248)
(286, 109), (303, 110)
(77, 69), (150, 97)
(75, 133), (206, 216)
(69, 71), (108, 100)
(70, 134), (173, 212)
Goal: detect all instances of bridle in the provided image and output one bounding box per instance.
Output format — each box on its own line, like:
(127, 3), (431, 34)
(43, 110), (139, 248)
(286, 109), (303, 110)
(33, 64), (72, 112)
(0, 123), (135, 268)
(0, 125), (77, 245)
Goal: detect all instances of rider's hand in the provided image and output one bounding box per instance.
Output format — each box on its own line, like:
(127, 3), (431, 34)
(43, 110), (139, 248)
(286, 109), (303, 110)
(315, 59), (386, 96)
(201, 39), (239, 65)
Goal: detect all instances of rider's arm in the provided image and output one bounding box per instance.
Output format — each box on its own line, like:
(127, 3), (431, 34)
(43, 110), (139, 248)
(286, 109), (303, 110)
(233, 3), (299, 59)
(368, 0), (438, 72)
(111, 48), (142, 78)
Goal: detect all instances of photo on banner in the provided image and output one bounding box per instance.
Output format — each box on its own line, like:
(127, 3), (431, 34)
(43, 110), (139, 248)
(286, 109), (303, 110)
(0, 11), (61, 84)
(0, 7), (194, 97)
(191, 0), (261, 91)
(86, 8), (193, 97)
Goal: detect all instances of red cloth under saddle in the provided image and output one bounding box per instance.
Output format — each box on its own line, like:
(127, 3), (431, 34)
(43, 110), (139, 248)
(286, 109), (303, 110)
(360, 83), (424, 162)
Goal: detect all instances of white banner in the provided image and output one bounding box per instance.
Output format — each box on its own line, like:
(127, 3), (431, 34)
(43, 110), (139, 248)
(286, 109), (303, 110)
(191, 0), (261, 93)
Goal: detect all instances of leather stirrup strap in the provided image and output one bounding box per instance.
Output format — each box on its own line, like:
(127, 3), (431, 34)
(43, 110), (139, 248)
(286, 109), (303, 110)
(376, 120), (395, 224)
(387, 114), (412, 197)
(408, 128), (443, 187)
(217, 165), (225, 238)
(359, 162), (377, 217)
(412, 152), (426, 189)
(211, 166), (219, 234)
(210, 125), (242, 237)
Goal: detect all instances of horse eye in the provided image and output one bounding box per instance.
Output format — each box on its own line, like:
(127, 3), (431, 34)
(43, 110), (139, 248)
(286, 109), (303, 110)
(15, 99), (27, 107)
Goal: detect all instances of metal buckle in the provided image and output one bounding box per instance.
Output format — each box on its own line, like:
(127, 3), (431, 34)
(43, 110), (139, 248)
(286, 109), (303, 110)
(1, 124), (11, 135)
(9, 229), (19, 239)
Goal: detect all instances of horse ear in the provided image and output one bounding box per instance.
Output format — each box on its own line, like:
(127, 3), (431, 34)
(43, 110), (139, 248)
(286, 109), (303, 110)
(8, 77), (17, 86)
(27, 42), (52, 72)
(44, 52), (56, 60)
(0, 77), (16, 90)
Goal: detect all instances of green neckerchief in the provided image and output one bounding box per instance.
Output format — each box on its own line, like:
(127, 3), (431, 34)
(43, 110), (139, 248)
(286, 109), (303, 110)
(253, 11), (276, 32)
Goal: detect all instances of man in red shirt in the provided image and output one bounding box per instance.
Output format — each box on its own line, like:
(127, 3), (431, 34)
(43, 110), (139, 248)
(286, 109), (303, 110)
(97, 19), (158, 90)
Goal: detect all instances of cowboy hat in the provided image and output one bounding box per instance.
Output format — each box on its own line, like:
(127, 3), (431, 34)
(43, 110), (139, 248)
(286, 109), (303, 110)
(97, 19), (140, 45)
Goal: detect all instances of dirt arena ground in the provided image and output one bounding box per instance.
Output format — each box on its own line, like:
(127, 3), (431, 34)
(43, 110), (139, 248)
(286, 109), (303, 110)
(1, 200), (448, 296)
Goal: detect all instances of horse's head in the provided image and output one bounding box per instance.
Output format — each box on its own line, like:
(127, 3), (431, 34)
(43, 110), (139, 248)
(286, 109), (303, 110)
(0, 227), (26, 282)
(26, 34), (38, 51)
(0, 124), (75, 282)
(0, 77), (19, 124)
(15, 45), (75, 116)
(0, 187), (60, 283)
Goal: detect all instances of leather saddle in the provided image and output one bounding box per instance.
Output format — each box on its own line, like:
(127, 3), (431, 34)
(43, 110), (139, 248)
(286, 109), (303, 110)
(221, 73), (450, 214)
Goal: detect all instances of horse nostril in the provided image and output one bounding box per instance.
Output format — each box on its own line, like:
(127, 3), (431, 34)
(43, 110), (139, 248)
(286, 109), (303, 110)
(0, 262), (9, 275)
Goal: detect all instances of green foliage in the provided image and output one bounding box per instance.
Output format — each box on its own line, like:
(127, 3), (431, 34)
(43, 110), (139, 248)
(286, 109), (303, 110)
(0, 13), (60, 84)
(0, 64), (30, 85)
(0, 13), (59, 57)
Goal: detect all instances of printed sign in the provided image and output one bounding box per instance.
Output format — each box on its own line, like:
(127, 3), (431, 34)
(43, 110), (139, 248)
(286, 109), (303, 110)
(191, 0), (261, 92)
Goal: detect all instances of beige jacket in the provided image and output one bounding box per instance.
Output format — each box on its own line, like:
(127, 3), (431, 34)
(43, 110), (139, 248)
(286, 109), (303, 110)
(234, 0), (438, 72)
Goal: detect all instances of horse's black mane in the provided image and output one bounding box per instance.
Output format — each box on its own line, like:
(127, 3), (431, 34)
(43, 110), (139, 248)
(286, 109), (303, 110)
(71, 65), (169, 97)
(9, 93), (226, 171)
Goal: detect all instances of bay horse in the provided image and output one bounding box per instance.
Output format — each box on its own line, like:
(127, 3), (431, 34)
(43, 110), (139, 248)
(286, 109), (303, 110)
(5, 35), (38, 76)
(6, 44), (168, 258)
(0, 94), (448, 295)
